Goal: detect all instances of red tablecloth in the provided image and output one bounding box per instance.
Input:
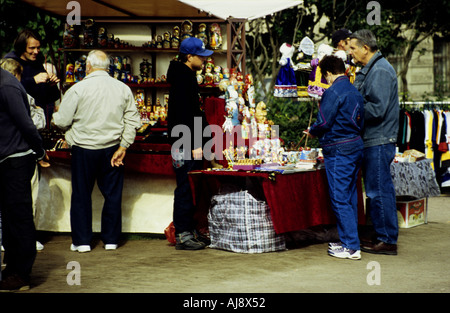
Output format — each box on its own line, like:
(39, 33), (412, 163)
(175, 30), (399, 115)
(189, 169), (365, 234)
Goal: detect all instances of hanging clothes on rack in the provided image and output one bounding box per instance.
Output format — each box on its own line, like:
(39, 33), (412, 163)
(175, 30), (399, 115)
(398, 105), (450, 188)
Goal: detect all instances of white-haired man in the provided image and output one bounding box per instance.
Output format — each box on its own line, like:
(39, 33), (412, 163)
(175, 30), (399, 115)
(53, 50), (141, 252)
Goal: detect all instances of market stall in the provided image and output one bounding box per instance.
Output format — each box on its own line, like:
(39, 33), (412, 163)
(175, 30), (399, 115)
(18, 0), (306, 235)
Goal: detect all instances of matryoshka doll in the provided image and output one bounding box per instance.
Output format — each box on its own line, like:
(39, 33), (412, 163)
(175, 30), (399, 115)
(209, 23), (222, 50)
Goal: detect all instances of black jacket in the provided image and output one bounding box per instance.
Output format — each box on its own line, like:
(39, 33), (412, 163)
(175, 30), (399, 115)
(0, 68), (45, 161)
(167, 60), (210, 151)
(4, 51), (60, 108)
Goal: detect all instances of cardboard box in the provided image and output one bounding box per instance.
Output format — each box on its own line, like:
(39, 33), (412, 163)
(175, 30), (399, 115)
(396, 197), (427, 228)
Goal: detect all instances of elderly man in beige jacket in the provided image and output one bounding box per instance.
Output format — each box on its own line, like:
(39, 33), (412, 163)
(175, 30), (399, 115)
(53, 50), (141, 253)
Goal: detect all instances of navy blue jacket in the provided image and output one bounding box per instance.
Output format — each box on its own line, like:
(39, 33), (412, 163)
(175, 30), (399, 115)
(309, 76), (364, 146)
(0, 69), (45, 161)
(353, 51), (399, 148)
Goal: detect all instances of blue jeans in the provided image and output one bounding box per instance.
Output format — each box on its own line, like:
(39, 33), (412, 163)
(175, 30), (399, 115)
(322, 137), (363, 250)
(362, 143), (398, 244)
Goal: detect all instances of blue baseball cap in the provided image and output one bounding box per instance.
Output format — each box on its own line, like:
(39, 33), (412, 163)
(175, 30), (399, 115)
(180, 37), (213, 56)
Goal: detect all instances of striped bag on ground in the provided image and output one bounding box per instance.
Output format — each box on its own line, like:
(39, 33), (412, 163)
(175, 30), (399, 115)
(208, 190), (286, 253)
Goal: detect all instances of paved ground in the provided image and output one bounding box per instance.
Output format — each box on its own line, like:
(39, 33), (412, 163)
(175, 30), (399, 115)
(2, 194), (449, 301)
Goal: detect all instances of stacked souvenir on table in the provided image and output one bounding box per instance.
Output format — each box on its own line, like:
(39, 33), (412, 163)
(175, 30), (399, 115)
(135, 91), (167, 130)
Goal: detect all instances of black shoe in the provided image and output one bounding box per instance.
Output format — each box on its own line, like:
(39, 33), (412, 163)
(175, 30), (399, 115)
(175, 232), (205, 250)
(0, 274), (30, 292)
(193, 230), (211, 246)
(360, 240), (397, 255)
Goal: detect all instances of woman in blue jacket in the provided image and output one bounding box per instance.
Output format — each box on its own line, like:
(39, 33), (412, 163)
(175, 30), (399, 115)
(306, 55), (364, 260)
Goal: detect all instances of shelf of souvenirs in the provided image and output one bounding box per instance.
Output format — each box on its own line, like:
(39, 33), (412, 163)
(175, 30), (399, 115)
(61, 47), (227, 54)
(63, 80), (222, 91)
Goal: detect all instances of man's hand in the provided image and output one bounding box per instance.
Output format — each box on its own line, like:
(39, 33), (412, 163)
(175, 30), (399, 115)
(38, 153), (51, 168)
(47, 73), (60, 86)
(34, 72), (60, 86)
(192, 147), (203, 160)
(111, 146), (127, 167)
(34, 72), (49, 84)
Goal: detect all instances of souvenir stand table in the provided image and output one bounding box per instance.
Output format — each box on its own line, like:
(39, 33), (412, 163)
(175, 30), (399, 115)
(390, 158), (441, 225)
(188, 169), (366, 235)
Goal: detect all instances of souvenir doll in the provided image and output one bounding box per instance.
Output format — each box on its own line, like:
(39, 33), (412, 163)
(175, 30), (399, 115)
(307, 43), (333, 99)
(107, 33), (115, 48)
(222, 67), (230, 80)
(196, 23), (208, 46)
(163, 32), (171, 49)
(140, 59), (150, 80)
(122, 56), (131, 74)
(209, 23), (222, 50)
(196, 68), (204, 85)
(255, 102), (267, 125)
(181, 20), (193, 41)
(204, 66), (214, 85)
(213, 66), (222, 84)
(274, 43), (298, 98)
(171, 26), (181, 49)
(74, 56), (86, 82)
(98, 27), (108, 48)
(223, 85), (239, 133)
(63, 23), (78, 48)
(83, 19), (96, 48)
(156, 35), (163, 49)
(66, 64), (75, 83)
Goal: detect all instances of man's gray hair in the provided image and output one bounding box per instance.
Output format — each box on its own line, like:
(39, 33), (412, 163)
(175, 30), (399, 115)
(87, 50), (110, 70)
(349, 29), (378, 52)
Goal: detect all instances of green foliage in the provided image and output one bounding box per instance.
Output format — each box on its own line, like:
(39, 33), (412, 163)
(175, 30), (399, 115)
(266, 96), (320, 149)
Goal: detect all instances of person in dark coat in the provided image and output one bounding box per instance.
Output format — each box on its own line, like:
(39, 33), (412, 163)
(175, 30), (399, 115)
(167, 37), (213, 250)
(4, 29), (60, 125)
(0, 68), (49, 292)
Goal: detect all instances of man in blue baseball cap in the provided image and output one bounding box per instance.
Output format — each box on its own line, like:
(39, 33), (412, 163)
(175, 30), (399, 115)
(179, 36), (214, 57)
(166, 37), (213, 250)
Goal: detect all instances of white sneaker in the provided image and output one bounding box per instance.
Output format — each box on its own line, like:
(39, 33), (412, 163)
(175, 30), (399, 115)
(328, 247), (361, 260)
(104, 244), (118, 250)
(36, 241), (44, 251)
(70, 244), (91, 253)
(328, 241), (343, 251)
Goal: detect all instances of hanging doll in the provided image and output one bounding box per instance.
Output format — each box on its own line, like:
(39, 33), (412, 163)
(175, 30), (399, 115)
(307, 43), (334, 99)
(274, 43), (298, 98)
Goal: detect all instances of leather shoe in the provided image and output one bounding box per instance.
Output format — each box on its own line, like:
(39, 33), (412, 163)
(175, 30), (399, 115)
(360, 240), (397, 255)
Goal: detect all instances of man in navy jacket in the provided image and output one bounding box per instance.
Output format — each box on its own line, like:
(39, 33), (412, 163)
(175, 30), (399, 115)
(350, 29), (399, 255)
(0, 68), (48, 291)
